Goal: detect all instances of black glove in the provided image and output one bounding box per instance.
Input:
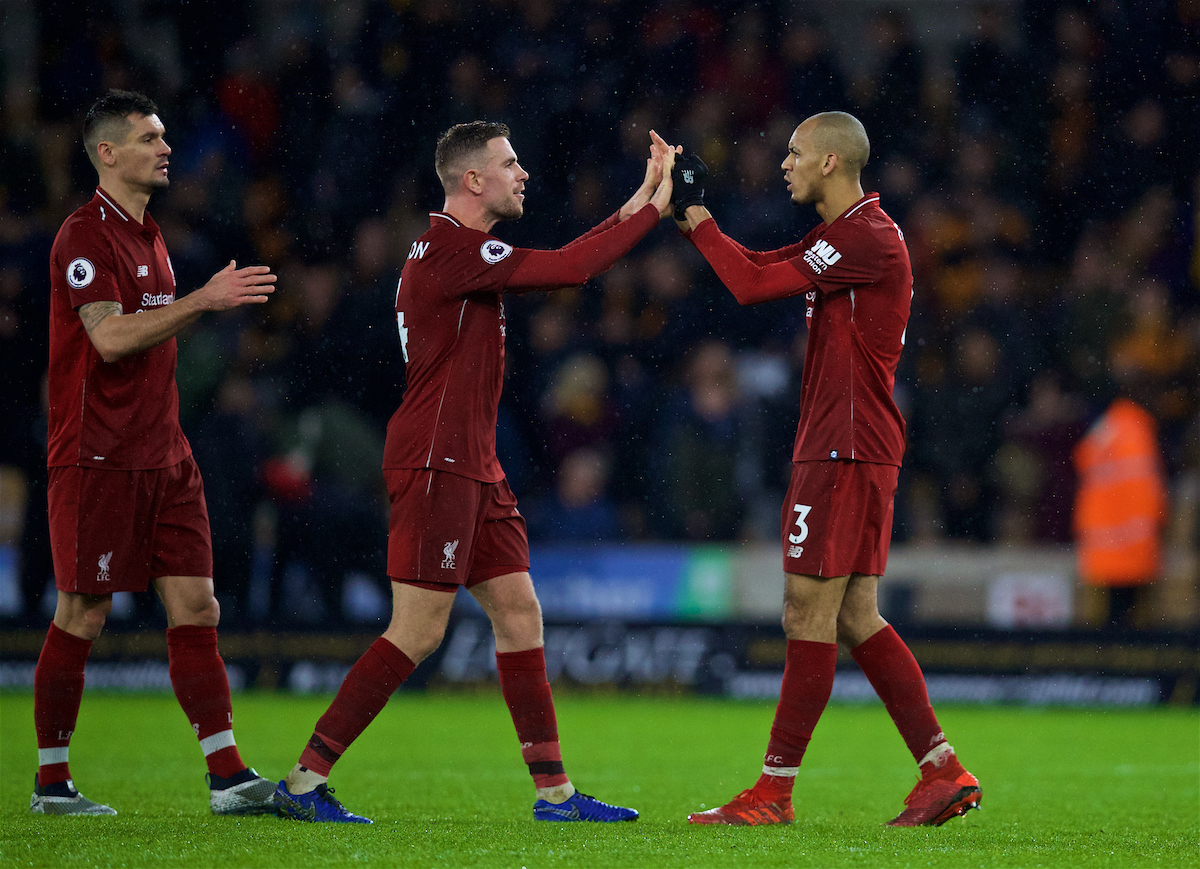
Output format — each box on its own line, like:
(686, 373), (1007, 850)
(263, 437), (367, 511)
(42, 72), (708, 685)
(671, 153), (708, 213)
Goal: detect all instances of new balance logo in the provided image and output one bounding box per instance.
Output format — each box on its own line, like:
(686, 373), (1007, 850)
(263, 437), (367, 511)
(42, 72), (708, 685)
(803, 239), (842, 273)
(136, 265), (149, 277)
(787, 545), (804, 559)
(682, 170), (695, 184)
(441, 540), (459, 570)
(97, 551), (113, 582)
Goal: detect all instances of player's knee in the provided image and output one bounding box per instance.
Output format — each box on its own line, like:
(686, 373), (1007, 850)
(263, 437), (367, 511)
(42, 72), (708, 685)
(490, 597), (542, 638)
(55, 594), (112, 640)
(836, 607), (885, 649)
(514, 594), (543, 625)
(781, 596), (841, 641)
(494, 620), (543, 650)
(388, 621), (447, 664)
(174, 594), (220, 627)
(408, 630), (446, 663)
(780, 600), (810, 639)
(76, 605), (111, 640)
(834, 611), (858, 646)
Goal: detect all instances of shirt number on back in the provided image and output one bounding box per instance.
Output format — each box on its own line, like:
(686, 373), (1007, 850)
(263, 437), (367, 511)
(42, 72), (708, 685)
(397, 311), (409, 363)
(789, 504), (812, 544)
(394, 276), (410, 363)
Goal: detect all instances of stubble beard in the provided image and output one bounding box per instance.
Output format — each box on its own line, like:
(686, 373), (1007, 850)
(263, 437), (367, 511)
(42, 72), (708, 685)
(129, 169), (169, 197)
(789, 182), (814, 207)
(493, 197), (523, 222)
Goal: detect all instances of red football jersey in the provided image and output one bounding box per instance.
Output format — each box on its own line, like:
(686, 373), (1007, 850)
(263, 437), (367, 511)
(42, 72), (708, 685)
(385, 206), (658, 482)
(47, 188), (190, 469)
(688, 193), (911, 466)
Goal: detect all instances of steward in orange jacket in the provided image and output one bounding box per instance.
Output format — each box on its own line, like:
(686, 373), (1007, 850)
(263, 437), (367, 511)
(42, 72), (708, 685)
(1072, 399), (1168, 587)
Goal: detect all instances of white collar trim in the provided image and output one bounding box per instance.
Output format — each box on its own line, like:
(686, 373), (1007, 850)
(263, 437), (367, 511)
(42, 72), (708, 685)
(843, 195), (880, 220)
(96, 189), (130, 221)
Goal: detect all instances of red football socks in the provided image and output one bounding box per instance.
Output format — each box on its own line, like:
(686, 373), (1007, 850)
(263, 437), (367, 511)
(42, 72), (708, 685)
(34, 623), (92, 787)
(496, 647), (568, 788)
(299, 638), (416, 777)
(756, 640), (838, 802)
(851, 625), (948, 764)
(167, 625), (247, 779)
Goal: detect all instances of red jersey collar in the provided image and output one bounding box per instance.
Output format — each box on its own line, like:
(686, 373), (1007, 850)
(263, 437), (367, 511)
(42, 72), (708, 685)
(429, 211), (462, 228)
(837, 192), (881, 222)
(95, 187), (161, 241)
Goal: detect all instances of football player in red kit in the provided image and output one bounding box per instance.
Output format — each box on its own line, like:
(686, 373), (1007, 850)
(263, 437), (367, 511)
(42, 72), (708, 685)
(673, 112), (981, 827)
(35, 90), (278, 816)
(274, 122), (678, 823)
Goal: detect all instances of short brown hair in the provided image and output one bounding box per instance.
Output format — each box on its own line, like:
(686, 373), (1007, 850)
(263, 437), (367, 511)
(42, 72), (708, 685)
(435, 121), (510, 191)
(83, 89), (159, 169)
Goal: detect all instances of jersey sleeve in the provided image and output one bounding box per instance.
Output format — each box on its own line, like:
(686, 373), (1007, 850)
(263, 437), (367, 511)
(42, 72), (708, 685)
(721, 232), (811, 266)
(504, 204), (658, 291)
(788, 220), (890, 296)
(560, 211), (621, 249)
(439, 233), (533, 297)
(687, 218), (817, 305)
(54, 217), (121, 310)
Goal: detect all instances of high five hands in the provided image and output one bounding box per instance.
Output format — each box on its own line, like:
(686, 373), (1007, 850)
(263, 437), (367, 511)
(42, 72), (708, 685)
(647, 130), (681, 218)
(619, 130), (682, 221)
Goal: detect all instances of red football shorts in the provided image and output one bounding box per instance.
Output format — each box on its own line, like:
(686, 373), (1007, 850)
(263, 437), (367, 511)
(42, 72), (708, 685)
(48, 457), (214, 594)
(780, 460), (899, 578)
(385, 468), (530, 592)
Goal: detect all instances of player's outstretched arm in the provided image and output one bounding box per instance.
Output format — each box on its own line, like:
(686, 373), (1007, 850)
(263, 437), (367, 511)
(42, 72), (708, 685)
(686, 220), (815, 306)
(505, 143), (677, 291)
(662, 157), (813, 305)
(670, 154), (798, 265)
(81, 260), (276, 362)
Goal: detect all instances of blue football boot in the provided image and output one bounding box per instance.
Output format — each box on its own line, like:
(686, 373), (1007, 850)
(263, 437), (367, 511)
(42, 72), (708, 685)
(533, 791), (638, 822)
(273, 781), (372, 823)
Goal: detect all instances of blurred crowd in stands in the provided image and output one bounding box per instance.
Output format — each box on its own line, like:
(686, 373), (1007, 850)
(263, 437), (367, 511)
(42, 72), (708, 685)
(1, 0), (1197, 625)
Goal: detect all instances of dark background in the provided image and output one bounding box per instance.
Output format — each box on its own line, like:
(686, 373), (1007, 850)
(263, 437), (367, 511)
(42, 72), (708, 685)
(1, 0), (1196, 628)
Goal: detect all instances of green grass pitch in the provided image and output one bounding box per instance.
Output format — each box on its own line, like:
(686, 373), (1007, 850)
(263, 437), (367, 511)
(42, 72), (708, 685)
(1, 690), (1196, 868)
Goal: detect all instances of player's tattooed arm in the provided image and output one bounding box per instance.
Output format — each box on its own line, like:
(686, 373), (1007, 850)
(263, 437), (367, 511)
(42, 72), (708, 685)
(77, 261), (274, 362)
(78, 301), (123, 335)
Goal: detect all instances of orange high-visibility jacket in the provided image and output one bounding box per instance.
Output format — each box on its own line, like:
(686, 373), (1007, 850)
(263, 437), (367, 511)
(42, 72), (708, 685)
(1072, 399), (1168, 586)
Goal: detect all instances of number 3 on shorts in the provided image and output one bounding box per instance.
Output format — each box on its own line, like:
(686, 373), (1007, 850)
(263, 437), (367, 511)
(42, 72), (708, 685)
(789, 504), (812, 544)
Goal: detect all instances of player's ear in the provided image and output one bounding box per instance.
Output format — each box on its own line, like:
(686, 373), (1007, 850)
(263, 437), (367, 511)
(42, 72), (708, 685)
(96, 141), (117, 168)
(822, 152), (838, 177)
(464, 168), (484, 195)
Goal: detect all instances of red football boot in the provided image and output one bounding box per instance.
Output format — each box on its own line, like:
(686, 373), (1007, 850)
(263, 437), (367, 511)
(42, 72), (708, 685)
(687, 787), (794, 826)
(888, 766), (981, 827)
